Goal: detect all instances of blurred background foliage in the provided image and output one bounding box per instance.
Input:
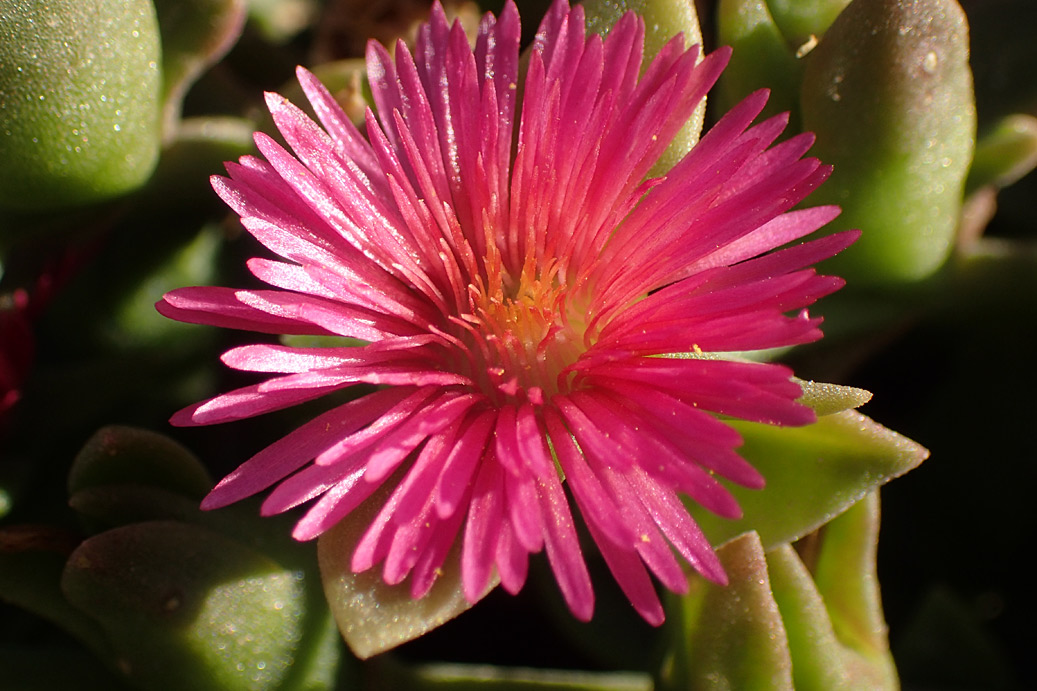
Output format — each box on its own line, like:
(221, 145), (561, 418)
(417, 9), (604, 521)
(1, 0), (1035, 688)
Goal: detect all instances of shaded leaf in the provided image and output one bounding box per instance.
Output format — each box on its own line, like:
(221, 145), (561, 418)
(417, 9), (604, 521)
(153, 0), (247, 140)
(583, 0), (705, 173)
(317, 484), (497, 660)
(0, 528), (113, 661)
(68, 425), (212, 500)
(965, 114), (1037, 193)
(61, 520), (315, 691)
(764, 0), (852, 48)
(378, 659), (654, 690)
(715, 0), (801, 123)
(811, 493), (896, 675)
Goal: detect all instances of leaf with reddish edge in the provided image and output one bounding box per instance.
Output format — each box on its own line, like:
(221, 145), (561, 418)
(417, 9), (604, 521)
(768, 492), (898, 690)
(663, 531), (795, 690)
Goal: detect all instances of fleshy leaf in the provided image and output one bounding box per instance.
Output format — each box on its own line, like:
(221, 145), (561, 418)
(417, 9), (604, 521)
(317, 484), (497, 659)
(0, 0), (162, 211)
(767, 493), (898, 690)
(801, 0), (976, 286)
(764, 0), (853, 48)
(152, 0), (247, 140)
(796, 379), (872, 416)
(68, 425), (212, 500)
(61, 520), (313, 691)
(583, 0), (706, 173)
(0, 527), (113, 661)
(715, 0), (801, 122)
(965, 114), (1037, 193)
(812, 493), (894, 667)
(688, 410), (927, 549)
(664, 531), (794, 690)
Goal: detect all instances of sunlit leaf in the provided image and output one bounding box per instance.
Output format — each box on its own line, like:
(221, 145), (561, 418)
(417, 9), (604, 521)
(767, 493), (898, 690)
(0, 0), (161, 212)
(801, 0), (975, 286)
(664, 531), (794, 690)
(689, 410), (928, 549)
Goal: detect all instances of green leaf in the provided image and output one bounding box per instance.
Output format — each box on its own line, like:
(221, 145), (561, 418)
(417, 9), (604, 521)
(796, 379), (872, 416)
(68, 425), (212, 500)
(689, 410), (928, 549)
(152, 0), (247, 139)
(764, 0), (852, 48)
(61, 520), (315, 691)
(663, 531), (794, 691)
(583, 0), (705, 174)
(766, 493), (898, 690)
(317, 483), (496, 660)
(965, 114), (1037, 194)
(715, 0), (801, 124)
(0, 0), (162, 212)
(0, 528), (113, 661)
(800, 0), (976, 287)
(810, 493), (895, 671)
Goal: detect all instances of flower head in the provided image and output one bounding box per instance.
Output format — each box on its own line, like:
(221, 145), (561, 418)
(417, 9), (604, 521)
(158, 0), (856, 624)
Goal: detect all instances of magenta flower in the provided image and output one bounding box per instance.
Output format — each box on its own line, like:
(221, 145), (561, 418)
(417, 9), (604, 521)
(158, 0), (856, 624)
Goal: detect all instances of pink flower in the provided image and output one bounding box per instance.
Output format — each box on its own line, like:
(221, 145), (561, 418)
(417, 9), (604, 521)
(158, 0), (856, 624)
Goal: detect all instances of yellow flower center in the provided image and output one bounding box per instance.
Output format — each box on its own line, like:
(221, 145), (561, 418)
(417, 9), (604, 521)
(456, 257), (589, 405)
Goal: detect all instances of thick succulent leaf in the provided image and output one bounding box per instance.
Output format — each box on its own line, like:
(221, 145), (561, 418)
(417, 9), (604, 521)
(249, 0), (320, 44)
(61, 520), (317, 691)
(318, 484), (497, 660)
(68, 425), (212, 500)
(583, 0), (705, 173)
(0, 528), (113, 661)
(801, 0), (975, 286)
(0, 0), (161, 211)
(796, 379), (872, 416)
(715, 0), (801, 122)
(767, 493), (898, 690)
(965, 114), (1037, 193)
(152, 0), (247, 140)
(665, 531), (794, 690)
(688, 410), (927, 549)
(810, 493), (896, 675)
(764, 0), (852, 48)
